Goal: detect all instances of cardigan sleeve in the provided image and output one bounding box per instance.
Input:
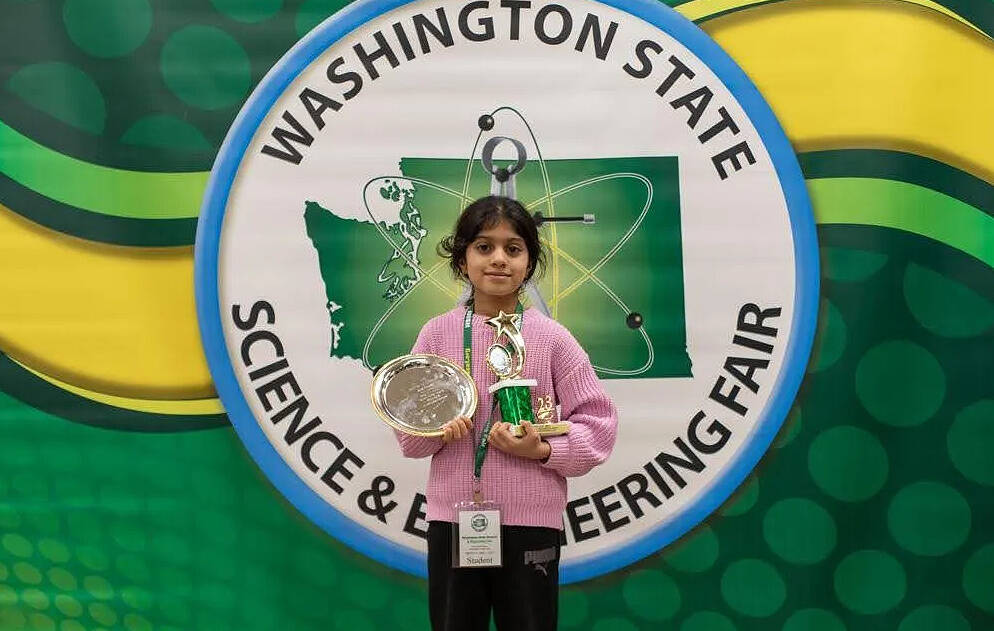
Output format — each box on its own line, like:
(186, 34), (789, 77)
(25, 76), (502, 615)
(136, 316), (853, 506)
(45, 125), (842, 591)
(393, 318), (446, 459)
(541, 327), (618, 477)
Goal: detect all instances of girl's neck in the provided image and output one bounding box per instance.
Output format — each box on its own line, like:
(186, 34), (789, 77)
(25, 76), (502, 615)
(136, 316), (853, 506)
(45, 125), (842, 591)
(471, 291), (520, 318)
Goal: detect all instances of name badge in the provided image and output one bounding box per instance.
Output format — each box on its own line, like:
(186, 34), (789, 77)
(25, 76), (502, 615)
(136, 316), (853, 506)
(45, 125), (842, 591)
(456, 508), (502, 568)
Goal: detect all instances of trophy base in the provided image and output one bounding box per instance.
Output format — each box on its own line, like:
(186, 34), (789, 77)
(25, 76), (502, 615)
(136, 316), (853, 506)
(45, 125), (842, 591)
(509, 422), (571, 437)
(487, 378), (538, 393)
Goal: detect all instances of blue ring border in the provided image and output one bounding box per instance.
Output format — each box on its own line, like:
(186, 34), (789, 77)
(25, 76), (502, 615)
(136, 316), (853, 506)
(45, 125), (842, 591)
(194, 0), (819, 583)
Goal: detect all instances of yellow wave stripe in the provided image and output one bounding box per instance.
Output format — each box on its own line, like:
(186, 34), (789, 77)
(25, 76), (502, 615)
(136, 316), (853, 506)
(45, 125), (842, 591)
(0, 0), (991, 404)
(12, 357), (223, 415)
(703, 0), (994, 183)
(679, 0), (986, 38)
(0, 204), (213, 399)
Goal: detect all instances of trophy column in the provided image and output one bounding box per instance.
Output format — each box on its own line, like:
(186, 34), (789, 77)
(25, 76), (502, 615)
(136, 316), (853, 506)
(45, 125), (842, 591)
(485, 311), (569, 437)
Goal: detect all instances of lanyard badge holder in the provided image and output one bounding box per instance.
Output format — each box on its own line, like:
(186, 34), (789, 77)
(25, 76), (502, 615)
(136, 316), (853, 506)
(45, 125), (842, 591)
(452, 301), (527, 568)
(451, 408), (502, 568)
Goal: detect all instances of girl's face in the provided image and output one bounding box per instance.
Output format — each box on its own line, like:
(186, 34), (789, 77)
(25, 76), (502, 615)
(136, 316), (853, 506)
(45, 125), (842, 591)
(460, 219), (531, 304)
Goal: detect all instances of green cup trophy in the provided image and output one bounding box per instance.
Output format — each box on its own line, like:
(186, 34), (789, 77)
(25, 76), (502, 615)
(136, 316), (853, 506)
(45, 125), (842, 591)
(485, 311), (570, 437)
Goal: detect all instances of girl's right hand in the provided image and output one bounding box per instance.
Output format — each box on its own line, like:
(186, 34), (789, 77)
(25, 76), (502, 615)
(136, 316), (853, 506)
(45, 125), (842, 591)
(441, 416), (473, 443)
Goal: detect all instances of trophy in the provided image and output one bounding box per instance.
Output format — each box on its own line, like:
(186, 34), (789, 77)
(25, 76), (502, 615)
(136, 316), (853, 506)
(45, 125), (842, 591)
(370, 354), (477, 436)
(485, 310), (570, 437)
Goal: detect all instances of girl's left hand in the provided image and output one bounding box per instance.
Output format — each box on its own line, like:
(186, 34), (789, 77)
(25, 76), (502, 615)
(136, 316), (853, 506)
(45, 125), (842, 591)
(489, 421), (552, 461)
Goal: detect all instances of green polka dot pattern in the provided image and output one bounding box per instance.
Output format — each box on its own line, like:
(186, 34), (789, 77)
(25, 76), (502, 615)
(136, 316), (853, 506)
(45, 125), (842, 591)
(808, 425), (888, 501)
(772, 409), (801, 448)
(963, 544), (994, 613)
(663, 525), (719, 572)
(0, 390), (434, 631)
(720, 559), (786, 617)
(160, 26), (252, 110)
(622, 570), (681, 621)
(834, 550), (906, 614)
(3, 534), (34, 558)
(807, 299), (846, 372)
(947, 400), (994, 485)
(898, 605), (970, 631)
(762, 498), (836, 564)
(591, 618), (640, 631)
(5, 62), (106, 134)
(821, 246), (888, 282)
(904, 263), (994, 337)
(887, 481), (970, 556)
(559, 589), (590, 627)
(782, 608), (845, 631)
(120, 115), (213, 151)
(855, 340), (946, 427)
(63, 0), (153, 58)
(719, 477), (759, 516)
(680, 611), (736, 631)
(296, 0), (355, 37)
(0, 1), (305, 169)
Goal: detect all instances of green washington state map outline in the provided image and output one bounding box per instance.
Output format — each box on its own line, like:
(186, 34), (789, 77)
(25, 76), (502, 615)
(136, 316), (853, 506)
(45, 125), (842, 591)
(304, 156), (692, 380)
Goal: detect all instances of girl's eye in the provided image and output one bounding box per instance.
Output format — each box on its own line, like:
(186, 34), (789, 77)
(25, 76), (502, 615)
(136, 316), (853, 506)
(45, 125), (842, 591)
(476, 243), (490, 252)
(507, 245), (521, 254)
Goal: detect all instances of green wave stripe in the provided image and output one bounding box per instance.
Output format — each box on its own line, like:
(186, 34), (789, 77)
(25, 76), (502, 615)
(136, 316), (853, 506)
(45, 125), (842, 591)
(0, 120), (206, 220)
(0, 351), (228, 433)
(0, 173), (196, 246)
(811, 178), (994, 269)
(800, 149), (994, 218)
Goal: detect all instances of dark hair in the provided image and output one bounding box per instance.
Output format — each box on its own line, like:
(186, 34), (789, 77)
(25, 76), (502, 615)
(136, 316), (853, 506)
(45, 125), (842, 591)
(438, 195), (546, 286)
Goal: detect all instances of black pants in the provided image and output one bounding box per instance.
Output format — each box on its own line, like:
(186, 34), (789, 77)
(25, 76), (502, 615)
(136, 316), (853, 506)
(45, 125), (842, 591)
(427, 520), (561, 631)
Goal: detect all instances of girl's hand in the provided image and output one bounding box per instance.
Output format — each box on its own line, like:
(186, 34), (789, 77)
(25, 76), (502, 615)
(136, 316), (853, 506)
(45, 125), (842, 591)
(441, 416), (473, 443)
(489, 421), (552, 460)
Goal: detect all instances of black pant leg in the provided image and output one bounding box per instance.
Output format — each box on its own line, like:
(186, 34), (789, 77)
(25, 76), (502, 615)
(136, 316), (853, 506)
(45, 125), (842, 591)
(491, 526), (560, 631)
(427, 520), (493, 631)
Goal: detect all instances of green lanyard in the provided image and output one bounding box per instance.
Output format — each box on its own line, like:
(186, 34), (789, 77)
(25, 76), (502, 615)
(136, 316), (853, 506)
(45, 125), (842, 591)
(463, 300), (524, 483)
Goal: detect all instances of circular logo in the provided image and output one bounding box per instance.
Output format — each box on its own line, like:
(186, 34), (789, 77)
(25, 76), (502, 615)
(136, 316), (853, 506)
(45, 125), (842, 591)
(195, 0), (817, 582)
(471, 514), (489, 532)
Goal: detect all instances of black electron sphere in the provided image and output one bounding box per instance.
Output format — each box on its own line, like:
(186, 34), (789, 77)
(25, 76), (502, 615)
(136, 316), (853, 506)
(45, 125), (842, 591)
(626, 312), (644, 329)
(495, 167), (510, 182)
(478, 115), (495, 131)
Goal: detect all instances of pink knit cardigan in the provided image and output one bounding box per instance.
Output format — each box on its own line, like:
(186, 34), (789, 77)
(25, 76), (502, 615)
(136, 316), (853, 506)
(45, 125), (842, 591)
(394, 306), (618, 529)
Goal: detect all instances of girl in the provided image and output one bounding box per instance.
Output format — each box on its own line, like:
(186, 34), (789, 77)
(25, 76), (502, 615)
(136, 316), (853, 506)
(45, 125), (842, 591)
(395, 195), (618, 631)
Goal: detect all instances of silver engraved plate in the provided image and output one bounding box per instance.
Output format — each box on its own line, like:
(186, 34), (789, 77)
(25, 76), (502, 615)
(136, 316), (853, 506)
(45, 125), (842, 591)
(370, 354), (478, 436)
